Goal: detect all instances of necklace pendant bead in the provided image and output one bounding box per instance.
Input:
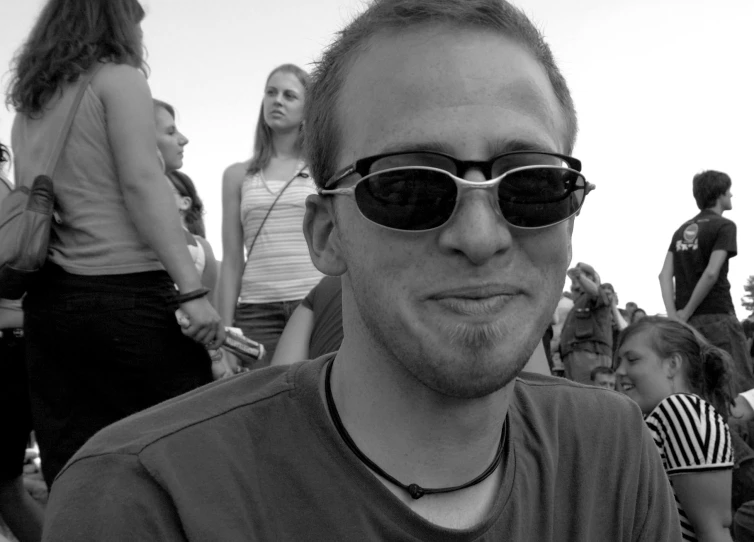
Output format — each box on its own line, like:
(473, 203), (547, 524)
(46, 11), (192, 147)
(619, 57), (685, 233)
(408, 484), (425, 500)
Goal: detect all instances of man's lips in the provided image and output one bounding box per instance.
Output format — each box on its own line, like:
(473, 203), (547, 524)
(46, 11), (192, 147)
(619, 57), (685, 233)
(621, 380), (635, 391)
(429, 286), (519, 316)
(429, 285), (520, 300)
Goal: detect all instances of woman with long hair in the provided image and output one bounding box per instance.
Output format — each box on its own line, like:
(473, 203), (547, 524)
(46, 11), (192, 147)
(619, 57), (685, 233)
(7, 0), (224, 486)
(219, 64), (321, 367)
(615, 316), (735, 541)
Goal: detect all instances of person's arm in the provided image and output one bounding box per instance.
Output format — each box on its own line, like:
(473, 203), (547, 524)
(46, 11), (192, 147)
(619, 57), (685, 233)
(0, 178), (25, 329)
(0, 303), (23, 329)
(197, 237), (218, 296)
(270, 304), (315, 366)
(43, 455), (186, 541)
(659, 251), (677, 318)
(575, 268), (601, 297)
(218, 164), (246, 327)
(671, 470), (733, 541)
(731, 390), (754, 422)
(677, 250), (728, 322)
(610, 300), (628, 330)
(97, 64), (223, 347)
(630, 405), (683, 541)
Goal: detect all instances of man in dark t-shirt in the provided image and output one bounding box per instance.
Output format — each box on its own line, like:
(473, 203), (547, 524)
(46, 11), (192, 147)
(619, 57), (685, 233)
(660, 169), (754, 392)
(42, 1), (681, 539)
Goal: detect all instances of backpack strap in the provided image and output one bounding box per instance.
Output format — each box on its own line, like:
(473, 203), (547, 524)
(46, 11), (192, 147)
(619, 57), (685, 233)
(43, 63), (104, 177)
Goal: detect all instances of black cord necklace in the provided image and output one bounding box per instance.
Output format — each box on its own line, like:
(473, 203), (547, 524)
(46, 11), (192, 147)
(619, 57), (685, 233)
(324, 358), (507, 500)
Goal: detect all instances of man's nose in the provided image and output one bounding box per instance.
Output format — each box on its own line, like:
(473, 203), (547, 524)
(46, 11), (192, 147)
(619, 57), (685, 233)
(437, 168), (512, 266)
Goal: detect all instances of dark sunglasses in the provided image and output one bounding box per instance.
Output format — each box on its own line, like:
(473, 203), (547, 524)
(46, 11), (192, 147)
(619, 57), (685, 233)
(318, 150), (595, 232)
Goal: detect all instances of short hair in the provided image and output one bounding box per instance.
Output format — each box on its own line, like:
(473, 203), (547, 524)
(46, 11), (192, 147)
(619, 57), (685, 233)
(248, 64), (309, 176)
(615, 317), (734, 420)
(168, 171), (205, 238)
(153, 99), (176, 120)
(693, 170), (731, 210)
(630, 308), (646, 324)
(625, 302), (638, 310)
(305, 0), (578, 189)
(7, 0), (146, 115)
(590, 366), (614, 381)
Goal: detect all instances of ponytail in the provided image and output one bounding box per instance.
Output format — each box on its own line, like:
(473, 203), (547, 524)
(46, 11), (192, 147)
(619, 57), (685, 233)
(695, 342), (734, 421)
(168, 170), (206, 239)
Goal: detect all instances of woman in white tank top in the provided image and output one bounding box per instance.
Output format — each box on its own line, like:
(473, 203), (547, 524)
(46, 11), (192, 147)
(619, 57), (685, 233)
(219, 64), (322, 368)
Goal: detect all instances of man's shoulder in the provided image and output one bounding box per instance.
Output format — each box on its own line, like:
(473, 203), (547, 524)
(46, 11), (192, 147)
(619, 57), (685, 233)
(63, 362), (313, 468)
(671, 216), (696, 237)
(514, 372), (642, 424)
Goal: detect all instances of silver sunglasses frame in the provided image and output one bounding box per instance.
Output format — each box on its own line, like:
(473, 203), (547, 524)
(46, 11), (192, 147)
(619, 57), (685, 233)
(318, 164), (596, 232)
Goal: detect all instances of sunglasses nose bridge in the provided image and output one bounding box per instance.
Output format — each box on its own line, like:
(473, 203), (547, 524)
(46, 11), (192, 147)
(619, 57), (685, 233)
(452, 176), (504, 217)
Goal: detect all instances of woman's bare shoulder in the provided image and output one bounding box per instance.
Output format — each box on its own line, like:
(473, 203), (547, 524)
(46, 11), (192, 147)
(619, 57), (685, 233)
(223, 160), (251, 186)
(91, 62), (146, 94)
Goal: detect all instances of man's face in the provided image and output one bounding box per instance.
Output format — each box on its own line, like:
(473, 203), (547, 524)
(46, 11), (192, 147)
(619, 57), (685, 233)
(321, 26), (572, 398)
(593, 373), (616, 390)
(722, 188), (733, 211)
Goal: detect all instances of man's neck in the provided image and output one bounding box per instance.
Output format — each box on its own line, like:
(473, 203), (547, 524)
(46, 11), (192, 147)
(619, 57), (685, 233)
(326, 335), (512, 492)
(704, 203), (724, 216)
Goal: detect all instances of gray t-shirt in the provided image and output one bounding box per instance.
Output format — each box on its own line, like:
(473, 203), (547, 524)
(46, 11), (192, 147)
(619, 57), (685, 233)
(44, 356), (681, 541)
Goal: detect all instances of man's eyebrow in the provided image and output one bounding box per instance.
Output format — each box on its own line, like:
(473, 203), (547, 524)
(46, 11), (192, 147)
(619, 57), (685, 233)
(377, 141), (455, 155)
(376, 139), (558, 158)
(487, 138), (558, 156)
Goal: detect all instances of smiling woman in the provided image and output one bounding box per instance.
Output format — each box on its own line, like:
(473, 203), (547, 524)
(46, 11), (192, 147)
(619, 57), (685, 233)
(615, 316), (735, 541)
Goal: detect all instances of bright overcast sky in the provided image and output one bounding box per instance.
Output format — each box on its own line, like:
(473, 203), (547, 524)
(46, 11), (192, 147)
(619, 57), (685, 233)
(2, 0), (753, 318)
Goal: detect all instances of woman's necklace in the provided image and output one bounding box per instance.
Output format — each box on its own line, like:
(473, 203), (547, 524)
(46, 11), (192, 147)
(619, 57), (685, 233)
(260, 159), (302, 196)
(324, 358), (507, 500)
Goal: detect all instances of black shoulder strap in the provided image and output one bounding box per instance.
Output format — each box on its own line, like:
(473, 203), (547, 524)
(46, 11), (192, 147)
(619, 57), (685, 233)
(43, 63), (104, 176)
(244, 166), (306, 262)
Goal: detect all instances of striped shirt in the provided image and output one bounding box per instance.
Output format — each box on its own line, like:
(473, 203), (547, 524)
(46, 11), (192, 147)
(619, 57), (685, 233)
(239, 165), (322, 303)
(644, 393), (733, 541)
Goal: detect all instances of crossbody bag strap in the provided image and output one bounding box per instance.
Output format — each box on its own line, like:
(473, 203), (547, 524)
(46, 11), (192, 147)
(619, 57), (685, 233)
(244, 166), (307, 263)
(43, 63), (104, 177)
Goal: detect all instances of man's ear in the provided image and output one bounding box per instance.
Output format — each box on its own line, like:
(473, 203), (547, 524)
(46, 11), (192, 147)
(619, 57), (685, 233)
(303, 194), (347, 276)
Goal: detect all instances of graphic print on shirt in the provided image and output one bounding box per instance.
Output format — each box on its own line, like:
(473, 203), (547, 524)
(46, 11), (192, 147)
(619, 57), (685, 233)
(676, 223), (699, 252)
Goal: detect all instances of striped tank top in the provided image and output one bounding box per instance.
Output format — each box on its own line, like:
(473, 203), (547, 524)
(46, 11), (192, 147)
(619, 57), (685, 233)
(644, 393), (733, 541)
(239, 164), (322, 303)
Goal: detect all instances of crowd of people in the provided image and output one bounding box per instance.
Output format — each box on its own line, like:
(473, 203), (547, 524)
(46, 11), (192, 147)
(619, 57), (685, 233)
(0, 0), (753, 540)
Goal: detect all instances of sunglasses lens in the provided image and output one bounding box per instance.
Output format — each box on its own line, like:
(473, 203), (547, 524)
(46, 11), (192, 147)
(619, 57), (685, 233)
(497, 168), (586, 228)
(354, 168), (457, 231)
